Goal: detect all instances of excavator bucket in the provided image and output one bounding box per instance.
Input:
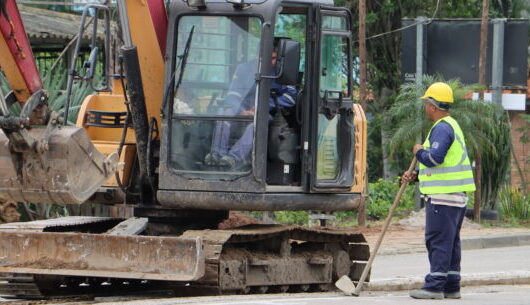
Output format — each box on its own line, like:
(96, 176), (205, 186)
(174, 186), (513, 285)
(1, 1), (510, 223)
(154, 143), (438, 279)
(0, 126), (118, 205)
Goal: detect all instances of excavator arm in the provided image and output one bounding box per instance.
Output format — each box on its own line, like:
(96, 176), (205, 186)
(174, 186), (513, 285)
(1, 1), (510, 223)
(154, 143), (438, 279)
(0, 0), (41, 103)
(0, 0), (119, 205)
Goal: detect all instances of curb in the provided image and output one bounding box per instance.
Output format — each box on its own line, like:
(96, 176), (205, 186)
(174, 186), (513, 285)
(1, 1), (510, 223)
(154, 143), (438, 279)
(366, 271), (530, 291)
(378, 233), (530, 256)
(461, 234), (530, 250)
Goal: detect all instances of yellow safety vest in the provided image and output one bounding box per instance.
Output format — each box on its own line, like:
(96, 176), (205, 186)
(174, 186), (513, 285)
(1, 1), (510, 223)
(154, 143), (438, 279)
(419, 116), (476, 194)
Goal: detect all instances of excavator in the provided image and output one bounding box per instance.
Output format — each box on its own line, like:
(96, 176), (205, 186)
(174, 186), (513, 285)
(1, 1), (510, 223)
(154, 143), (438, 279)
(0, 0), (369, 298)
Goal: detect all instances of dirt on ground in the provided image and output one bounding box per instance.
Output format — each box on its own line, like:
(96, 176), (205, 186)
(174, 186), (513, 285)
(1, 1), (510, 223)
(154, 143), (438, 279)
(396, 208), (481, 230)
(217, 210), (526, 255)
(218, 211), (261, 229)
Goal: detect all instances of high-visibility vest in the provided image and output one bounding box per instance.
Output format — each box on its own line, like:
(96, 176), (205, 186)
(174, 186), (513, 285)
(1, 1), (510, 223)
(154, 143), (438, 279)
(419, 116), (476, 194)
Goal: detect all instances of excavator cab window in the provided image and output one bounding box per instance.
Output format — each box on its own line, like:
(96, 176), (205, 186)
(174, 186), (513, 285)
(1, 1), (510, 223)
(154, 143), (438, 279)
(274, 13), (306, 79)
(311, 10), (356, 192)
(266, 9), (307, 186)
(169, 16), (262, 175)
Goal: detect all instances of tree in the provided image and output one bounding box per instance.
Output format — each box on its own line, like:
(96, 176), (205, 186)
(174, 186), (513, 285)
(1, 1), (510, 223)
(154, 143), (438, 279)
(335, 0), (516, 181)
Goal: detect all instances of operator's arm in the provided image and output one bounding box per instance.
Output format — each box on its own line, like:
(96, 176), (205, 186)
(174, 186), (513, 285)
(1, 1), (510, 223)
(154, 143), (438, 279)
(415, 122), (455, 168)
(268, 84), (297, 111)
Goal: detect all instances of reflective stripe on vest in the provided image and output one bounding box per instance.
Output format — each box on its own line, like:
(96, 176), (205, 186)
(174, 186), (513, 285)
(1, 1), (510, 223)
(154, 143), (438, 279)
(419, 116), (476, 194)
(421, 164), (472, 175)
(420, 177), (475, 188)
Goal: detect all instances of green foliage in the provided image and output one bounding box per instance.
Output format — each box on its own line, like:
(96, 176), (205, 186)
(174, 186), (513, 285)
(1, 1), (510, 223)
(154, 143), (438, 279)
(1, 66), (93, 123)
(17, 202), (69, 221)
(499, 186), (530, 220)
(516, 114), (530, 188)
(0, 71), (9, 94)
(344, 0), (527, 182)
(367, 178), (415, 219)
(491, 0), (530, 18)
(43, 67), (95, 125)
(466, 191), (475, 208)
(367, 113), (383, 181)
(26, 0), (83, 14)
(335, 210), (358, 225)
(387, 76), (511, 210)
(519, 114), (530, 144)
(274, 211), (309, 225)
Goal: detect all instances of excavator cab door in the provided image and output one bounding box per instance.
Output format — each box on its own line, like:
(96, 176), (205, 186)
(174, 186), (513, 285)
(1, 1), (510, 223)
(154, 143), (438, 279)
(310, 7), (355, 192)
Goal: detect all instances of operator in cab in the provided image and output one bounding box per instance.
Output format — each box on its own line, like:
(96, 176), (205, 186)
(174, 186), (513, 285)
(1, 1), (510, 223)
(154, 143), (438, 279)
(204, 37), (297, 170)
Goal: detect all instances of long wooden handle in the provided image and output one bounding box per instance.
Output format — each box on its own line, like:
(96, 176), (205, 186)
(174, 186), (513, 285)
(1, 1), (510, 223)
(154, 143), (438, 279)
(353, 157), (418, 295)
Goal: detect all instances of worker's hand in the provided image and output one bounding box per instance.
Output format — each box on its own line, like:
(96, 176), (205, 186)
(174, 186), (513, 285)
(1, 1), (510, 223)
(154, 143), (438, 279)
(240, 108), (255, 116)
(401, 171), (418, 183)
(412, 144), (424, 155)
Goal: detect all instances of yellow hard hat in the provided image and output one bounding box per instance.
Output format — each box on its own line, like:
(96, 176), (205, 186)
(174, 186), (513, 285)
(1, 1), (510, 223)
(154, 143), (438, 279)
(420, 82), (454, 103)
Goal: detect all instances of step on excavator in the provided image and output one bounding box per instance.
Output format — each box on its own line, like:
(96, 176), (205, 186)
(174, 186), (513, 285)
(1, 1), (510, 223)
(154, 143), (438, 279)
(0, 0), (370, 298)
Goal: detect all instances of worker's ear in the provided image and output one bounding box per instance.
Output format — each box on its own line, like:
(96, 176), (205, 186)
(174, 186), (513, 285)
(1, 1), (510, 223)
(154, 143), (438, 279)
(276, 39), (301, 86)
(425, 102), (433, 112)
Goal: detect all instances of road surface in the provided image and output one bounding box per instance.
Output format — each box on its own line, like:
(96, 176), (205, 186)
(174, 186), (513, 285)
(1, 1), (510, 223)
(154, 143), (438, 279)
(91, 285), (530, 305)
(372, 245), (530, 279)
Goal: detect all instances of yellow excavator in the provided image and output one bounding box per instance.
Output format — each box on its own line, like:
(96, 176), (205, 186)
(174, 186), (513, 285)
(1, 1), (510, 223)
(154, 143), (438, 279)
(0, 0), (369, 298)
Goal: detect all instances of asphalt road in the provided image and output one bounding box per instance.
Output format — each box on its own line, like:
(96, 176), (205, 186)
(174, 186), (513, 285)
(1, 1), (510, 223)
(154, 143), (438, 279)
(89, 285), (530, 305)
(3, 285), (530, 305)
(372, 245), (530, 279)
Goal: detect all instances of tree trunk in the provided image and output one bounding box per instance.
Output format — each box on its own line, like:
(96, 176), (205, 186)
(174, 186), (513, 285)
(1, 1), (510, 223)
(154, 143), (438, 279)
(357, 185), (367, 227)
(478, 0), (489, 86)
(358, 0), (367, 110)
(474, 0), (488, 222)
(356, 0), (367, 227)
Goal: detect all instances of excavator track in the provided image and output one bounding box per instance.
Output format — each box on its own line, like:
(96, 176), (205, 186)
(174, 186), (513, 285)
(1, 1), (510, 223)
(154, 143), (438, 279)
(0, 274), (41, 299)
(0, 273), (169, 299)
(179, 225), (370, 295)
(0, 220), (369, 298)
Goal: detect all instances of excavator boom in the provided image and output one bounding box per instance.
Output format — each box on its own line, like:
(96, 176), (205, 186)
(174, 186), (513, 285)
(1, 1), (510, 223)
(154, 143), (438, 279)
(0, 0), (41, 102)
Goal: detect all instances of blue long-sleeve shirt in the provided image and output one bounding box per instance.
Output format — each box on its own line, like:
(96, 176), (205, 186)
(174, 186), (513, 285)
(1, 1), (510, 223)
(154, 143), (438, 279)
(269, 82), (297, 111)
(225, 61), (297, 114)
(416, 121), (455, 167)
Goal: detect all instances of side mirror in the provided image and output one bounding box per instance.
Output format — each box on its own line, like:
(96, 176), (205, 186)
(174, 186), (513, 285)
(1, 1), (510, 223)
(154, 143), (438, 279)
(275, 39), (301, 85)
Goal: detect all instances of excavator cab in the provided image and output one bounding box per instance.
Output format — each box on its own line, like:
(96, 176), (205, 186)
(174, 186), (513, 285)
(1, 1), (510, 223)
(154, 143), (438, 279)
(158, 0), (366, 211)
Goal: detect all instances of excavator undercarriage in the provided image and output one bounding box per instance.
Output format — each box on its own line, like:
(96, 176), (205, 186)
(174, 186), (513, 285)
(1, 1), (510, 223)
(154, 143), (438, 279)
(0, 215), (369, 298)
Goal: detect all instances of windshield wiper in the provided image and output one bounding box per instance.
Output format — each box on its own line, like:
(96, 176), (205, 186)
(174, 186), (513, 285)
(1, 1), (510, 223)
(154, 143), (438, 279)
(161, 26), (195, 117)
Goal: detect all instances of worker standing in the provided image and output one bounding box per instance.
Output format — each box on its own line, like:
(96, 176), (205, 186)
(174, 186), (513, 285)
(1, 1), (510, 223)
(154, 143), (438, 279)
(402, 82), (476, 299)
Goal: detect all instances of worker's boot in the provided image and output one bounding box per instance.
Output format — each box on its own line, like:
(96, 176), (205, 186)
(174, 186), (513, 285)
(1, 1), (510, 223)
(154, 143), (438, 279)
(204, 153), (221, 166)
(409, 289), (444, 299)
(219, 155), (237, 169)
(444, 291), (461, 299)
